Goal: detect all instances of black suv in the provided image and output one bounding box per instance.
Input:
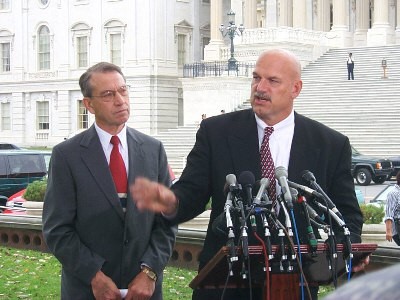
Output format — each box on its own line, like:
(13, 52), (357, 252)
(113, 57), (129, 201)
(351, 146), (393, 186)
(0, 150), (48, 197)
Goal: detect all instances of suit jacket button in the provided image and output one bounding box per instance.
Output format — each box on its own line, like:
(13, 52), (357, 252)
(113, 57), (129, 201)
(124, 239), (129, 246)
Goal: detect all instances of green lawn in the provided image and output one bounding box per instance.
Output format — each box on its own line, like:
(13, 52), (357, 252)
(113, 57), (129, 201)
(0, 247), (194, 300)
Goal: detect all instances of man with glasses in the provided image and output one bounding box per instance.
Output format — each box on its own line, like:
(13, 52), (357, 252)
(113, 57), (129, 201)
(43, 62), (177, 300)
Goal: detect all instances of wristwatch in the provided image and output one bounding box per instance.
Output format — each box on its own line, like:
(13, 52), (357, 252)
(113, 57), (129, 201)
(141, 266), (157, 281)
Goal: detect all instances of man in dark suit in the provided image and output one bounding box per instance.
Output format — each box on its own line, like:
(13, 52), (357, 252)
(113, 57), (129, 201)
(42, 62), (177, 300)
(131, 49), (364, 299)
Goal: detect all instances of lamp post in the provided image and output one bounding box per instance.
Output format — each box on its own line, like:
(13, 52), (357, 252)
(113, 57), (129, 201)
(219, 10), (245, 72)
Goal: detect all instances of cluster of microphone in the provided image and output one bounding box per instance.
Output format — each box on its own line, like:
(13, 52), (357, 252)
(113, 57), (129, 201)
(212, 167), (354, 279)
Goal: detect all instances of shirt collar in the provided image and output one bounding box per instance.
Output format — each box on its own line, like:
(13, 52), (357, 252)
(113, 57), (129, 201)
(255, 110), (295, 133)
(94, 123), (128, 152)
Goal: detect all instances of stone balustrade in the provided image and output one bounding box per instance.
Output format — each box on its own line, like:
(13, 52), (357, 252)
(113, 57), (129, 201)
(1, 212), (399, 272)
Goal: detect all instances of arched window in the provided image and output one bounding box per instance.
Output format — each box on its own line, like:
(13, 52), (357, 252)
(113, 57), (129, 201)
(0, 29), (13, 72)
(71, 23), (92, 68)
(174, 20), (193, 67)
(104, 20), (126, 66)
(38, 25), (50, 70)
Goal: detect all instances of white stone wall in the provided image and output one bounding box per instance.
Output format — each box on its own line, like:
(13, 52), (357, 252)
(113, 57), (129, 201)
(181, 76), (251, 125)
(0, 0), (210, 147)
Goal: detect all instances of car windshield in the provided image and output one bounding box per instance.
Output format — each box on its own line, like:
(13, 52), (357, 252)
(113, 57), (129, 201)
(351, 146), (361, 156)
(371, 185), (396, 203)
(8, 154), (46, 174)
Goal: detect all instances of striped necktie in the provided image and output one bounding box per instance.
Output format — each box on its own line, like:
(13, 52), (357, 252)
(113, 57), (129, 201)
(260, 127), (277, 210)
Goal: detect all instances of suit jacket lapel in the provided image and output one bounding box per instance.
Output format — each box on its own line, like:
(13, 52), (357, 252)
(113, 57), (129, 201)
(228, 109), (261, 179)
(288, 113), (321, 183)
(125, 128), (146, 216)
(80, 126), (125, 220)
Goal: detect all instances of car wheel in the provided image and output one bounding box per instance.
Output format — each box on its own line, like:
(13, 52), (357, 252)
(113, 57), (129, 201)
(355, 168), (372, 186)
(373, 176), (387, 184)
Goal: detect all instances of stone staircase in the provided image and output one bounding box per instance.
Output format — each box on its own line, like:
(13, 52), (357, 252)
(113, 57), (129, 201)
(155, 45), (400, 176)
(153, 125), (198, 175)
(296, 46), (400, 157)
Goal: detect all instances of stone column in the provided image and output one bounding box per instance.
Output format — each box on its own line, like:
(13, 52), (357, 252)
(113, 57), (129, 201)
(265, 0), (278, 27)
(374, 0), (389, 25)
(292, 0), (307, 29)
(354, 0), (369, 46)
(278, 0), (293, 27)
(210, 0), (223, 42)
(331, 0), (347, 30)
(244, 0), (258, 28)
(396, 0), (400, 43)
(316, 0), (331, 32)
(367, 0), (395, 45)
(204, 0), (224, 61)
(329, 0), (352, 47)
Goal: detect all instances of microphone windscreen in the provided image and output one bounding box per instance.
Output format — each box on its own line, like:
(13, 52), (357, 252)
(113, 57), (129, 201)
(289, 187), (298, 199)
(238, 170), (255, 187)
(301, 170), (316, 184)
(226, 174), (237, 186)
(275, 166), (288, 178)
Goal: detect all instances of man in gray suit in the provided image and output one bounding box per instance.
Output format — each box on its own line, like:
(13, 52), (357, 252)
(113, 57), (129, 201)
(42, 62), (177, 300)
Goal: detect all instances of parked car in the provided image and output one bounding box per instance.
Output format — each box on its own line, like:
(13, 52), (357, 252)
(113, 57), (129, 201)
(1, 189), (26, 215)
(387, 155), (400, 179)
(40, 150), (52, 171)
(0, 150), (48, 198)
(0, 143), (21, 150)
(368, 184), (396, 209)
(351, 146), (393, 186)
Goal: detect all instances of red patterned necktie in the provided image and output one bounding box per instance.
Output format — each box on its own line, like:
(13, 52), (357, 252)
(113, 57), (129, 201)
(260, 127), (277, 210)
(109, 136), (127, 195)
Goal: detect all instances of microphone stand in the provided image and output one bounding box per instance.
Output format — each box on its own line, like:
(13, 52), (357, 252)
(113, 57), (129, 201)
(260, 211), (274, 261)
(225, 201), (238, 274)
(297, 195), (318, 256)
(277, 194), (294, 271)
(312, 200), (353, 271)
(310, 200), (344, 287)
(236, 198), (249, 279)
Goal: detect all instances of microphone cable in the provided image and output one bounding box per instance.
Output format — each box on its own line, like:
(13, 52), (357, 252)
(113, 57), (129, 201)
(307, 192), (338, 288)
(220, 257), (234, 300)
(290, 208), (305, 300)
(276, 218), (312, 300)
(347, 257), (353, 282)
(253, 230), (270, 300)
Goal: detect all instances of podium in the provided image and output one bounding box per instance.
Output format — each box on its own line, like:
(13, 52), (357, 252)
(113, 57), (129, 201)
(190, 243), (377, 299)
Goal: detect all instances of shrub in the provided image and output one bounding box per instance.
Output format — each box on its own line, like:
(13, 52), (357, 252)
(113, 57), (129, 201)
(23, 179), (47, 202)
(360, 204), (385, 224)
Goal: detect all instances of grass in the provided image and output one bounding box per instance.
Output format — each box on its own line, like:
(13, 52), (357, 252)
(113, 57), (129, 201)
(0, 247), (193, 300)
(0, 247), (335, 299)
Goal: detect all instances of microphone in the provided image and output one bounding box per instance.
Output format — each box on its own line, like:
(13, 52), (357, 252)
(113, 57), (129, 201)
(212, 175), (236, 236)
(311, 200), (346, 227)
(275, 166), (293, 209)
(305, 201), (326, 225)
(253, 178), (270, 205)
(238, 171), (255, 206)
(222, 174), (239, 263)
(301, 170), (344, 220)
(287, 180), (324, 199)
(295, 193), (318, 254)
(225, 173), (241, 195)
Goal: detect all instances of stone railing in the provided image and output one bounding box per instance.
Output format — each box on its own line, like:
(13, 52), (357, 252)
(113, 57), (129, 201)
(1, 212), (399, 272)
